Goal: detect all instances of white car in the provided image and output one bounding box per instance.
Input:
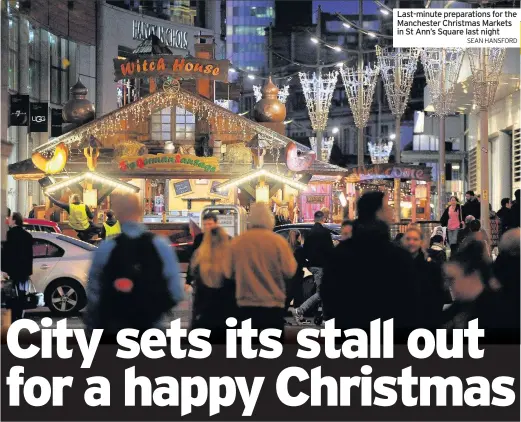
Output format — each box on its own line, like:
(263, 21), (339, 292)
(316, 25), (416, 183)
(30, 232), (95, 316)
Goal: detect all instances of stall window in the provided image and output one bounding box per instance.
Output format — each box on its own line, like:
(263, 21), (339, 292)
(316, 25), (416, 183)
(151, 108), (172, 141)
(175, 106), (195, 142)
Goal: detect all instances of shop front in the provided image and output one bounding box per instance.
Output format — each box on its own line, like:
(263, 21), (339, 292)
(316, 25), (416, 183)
(97, 1), (222, 116)
(345, 163), (434, 222)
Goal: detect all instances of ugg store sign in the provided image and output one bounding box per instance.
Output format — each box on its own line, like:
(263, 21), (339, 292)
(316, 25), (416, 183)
(132, 20), (188, 50)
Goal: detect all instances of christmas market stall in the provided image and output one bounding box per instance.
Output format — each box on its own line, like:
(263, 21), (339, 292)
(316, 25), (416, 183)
(8, 36), (348, 240)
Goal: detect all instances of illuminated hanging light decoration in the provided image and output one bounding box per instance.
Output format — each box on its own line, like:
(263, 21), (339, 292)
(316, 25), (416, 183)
(298, 71), (338, 132)
(376, 46), (421, 118)
(214, 99), (232, 110)
(253, 84), (290, 104)
(339, 64), (380, 128)
(368, 139), (394, 164)
(467, 47), (506, 108)
(420, 48), (465, 117)
(322, 136), (335, 162)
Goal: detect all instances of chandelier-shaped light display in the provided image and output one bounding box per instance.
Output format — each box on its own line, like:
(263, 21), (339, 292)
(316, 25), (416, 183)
(298, 71), (338, 132)
(322, 136), (335, 162)
(368, 140), (394, 164)
(467, 47), (506, 108)
(376, 46), (420, 117)
(339, 64), (380, 128)
(253, 85), (290, 103)
(214, 99), (232, 110)
(421, 48), (465, 117)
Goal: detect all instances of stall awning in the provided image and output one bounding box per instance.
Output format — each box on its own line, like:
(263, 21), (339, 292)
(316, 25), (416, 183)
(44, 172), (140, 194)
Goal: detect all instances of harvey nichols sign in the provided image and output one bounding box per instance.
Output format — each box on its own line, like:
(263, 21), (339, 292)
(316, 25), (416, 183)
(132, 19), (188, 50)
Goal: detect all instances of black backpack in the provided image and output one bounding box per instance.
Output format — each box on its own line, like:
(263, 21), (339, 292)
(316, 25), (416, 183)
(98, 232), (175, 332)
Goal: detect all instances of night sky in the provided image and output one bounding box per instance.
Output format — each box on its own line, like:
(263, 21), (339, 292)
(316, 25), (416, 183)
(313, 0), (379, 19)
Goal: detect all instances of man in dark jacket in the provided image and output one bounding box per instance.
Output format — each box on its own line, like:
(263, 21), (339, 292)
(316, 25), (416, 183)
(28, 204), (37, 219)
(462, 190), (481, 220)
(3, 212), (33, 321)
(293, 210), (334, 323)
(496, 197), (512, 236)
(321, 192), (417, 339)
(510, 189), (520, 228)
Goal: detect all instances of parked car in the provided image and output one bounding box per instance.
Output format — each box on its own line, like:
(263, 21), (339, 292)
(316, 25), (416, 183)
(273, 223), (341, 242)
(23, 219), (61, 233)
(29, 232), (94, 316)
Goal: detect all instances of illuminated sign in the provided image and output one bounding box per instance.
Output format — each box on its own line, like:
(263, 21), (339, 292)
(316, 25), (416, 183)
(113, 55), (229, 82)
(132, 20), (188, 50)
(306, 195), (326, 204)
(345, 164), (432, 182)
(119, 154), (219, 173)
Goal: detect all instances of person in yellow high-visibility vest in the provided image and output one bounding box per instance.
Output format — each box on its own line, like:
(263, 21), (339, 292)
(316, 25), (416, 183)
(46, 193), (96, 242)
(101, 210), (121, 240)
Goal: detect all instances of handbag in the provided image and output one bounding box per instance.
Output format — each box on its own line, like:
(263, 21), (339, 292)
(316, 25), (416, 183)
(14, 280), (45, 310)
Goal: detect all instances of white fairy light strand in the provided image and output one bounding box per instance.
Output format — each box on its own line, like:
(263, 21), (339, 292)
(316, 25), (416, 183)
(339, 64), (380, 129)
(298, 71), (339, 132)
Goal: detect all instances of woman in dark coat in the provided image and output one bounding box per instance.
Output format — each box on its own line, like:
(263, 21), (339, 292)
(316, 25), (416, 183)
(190, 227), (236, 343)
(402, 227), (448, 329)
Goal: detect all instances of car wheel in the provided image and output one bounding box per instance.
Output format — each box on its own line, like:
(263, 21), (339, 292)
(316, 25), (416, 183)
(45, 278), (86, 316)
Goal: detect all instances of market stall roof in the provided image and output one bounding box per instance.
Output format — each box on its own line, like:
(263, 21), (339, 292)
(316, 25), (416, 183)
(33, 88), (312, 155)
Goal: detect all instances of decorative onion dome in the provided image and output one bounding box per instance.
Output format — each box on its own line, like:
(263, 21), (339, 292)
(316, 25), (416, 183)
(253, 76), (286, 123)
(62, 79), (95, 124)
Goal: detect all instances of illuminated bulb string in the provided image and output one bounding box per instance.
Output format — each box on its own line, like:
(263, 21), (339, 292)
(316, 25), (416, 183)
(217, 169), (308, 192)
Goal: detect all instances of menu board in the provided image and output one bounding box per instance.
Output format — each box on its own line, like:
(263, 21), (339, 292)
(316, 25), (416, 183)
(173, 180), (192, 196)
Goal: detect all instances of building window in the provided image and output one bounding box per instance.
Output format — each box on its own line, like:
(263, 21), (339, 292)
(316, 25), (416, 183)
(50, 34), (69, 105)
(175, 106), (195, 142)
(8, 18), (19, 91)
(29, 60), (40, 100)
(151, 108), (172, 141)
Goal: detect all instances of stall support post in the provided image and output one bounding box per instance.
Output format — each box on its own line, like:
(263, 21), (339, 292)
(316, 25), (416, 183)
(426, 181), (432, 220)
(394, 115), (401, 223)
(411, 180), (417, 223)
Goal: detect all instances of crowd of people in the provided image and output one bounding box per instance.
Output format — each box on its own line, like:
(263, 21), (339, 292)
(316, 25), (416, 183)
(2, 188), (519, 344)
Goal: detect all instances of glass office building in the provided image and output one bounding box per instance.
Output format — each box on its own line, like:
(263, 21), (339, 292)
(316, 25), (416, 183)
(225, 0), (275, 74)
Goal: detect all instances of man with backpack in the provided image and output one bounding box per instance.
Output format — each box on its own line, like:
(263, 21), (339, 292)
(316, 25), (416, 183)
(85, 193), (184, 338)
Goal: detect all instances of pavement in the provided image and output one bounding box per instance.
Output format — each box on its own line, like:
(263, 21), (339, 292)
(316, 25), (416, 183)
(22, 296), (319, 334)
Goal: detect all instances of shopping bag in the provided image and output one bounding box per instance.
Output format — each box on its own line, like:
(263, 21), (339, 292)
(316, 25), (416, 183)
(15, 280), (45, 310)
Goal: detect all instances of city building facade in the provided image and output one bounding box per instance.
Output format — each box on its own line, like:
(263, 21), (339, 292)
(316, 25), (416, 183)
(97, 1), (223, 116)
(4, 0), (97, 215)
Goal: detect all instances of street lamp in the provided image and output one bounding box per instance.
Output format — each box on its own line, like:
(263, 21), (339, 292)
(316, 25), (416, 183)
(389, 133), (396, 140)
(332, 127), (339, 134)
